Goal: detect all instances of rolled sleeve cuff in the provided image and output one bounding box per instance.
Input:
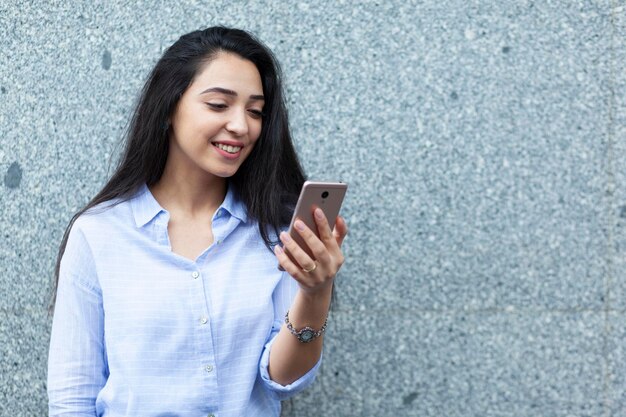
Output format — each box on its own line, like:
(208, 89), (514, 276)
(258, 332), (322, 401)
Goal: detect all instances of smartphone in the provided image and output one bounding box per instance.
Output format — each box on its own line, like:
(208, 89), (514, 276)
(285, 181), (348, 261)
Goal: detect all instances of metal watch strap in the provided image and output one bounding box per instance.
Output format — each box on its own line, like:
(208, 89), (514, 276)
(284, 310), (328, 343)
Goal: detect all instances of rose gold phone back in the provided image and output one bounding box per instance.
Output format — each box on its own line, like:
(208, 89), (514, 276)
(288, 181), (348, 260)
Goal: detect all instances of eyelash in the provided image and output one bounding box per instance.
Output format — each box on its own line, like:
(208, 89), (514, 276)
(206, 103), (264, 118)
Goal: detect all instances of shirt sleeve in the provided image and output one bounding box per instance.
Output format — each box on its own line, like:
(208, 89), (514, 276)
(48, 221), (108, 416)
(257, 271), (322, 400)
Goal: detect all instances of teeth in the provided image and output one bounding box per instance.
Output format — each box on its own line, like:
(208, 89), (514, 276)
(215, 143), (242, 154)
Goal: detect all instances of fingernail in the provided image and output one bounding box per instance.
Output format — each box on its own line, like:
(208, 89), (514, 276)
(295, 220), (305, 231)
(281, 232), (291, 243)
(274, 245), (283, 255)
(315, 208), (324, 220)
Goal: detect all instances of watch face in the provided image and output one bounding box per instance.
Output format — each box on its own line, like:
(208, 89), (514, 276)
(299, 329), (315, 343)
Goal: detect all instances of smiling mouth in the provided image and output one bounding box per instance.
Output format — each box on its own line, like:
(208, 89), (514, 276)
(213, 143), (242, 154)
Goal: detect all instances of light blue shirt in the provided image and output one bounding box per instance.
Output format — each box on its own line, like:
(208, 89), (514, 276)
(48, 184), (319, 416)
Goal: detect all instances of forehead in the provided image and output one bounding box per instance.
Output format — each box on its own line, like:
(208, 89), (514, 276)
(191, 52), (263, 93)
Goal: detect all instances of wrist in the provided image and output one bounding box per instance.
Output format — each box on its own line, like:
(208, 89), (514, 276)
(288, 285), (332, 331)
(298, 282), (333, 303)
(285, 310), (328, 343)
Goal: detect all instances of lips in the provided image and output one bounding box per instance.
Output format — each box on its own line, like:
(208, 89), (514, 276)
(213, 143), (242, 154)
(211, 141), (244, 159)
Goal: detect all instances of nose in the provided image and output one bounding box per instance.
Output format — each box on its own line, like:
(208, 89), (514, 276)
(225, 108), (249, 136)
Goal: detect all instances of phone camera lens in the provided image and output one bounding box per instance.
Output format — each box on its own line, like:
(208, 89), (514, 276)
(321, 191), (329, 199)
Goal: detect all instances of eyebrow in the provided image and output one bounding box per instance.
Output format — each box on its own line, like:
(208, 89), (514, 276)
(199, 87), (264, 101)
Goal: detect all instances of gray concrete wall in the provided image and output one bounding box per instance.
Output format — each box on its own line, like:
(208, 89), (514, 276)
(1, 1), (624, 416)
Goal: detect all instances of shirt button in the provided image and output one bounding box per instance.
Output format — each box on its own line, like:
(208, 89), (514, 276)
(191, 271), (199, 279)
(208, 414), (215, 417)
(200, 317), (208, 325)
(205, 364), (213, 373)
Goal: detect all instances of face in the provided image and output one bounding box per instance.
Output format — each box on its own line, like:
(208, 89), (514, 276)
(167, 52), (264, 180)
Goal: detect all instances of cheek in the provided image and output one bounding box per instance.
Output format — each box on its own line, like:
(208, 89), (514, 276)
(251, 121), (263, 143)
(244, 132), (261, 157)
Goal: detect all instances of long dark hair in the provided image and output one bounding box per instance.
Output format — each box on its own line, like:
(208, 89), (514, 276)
(52, 27), (305, 306)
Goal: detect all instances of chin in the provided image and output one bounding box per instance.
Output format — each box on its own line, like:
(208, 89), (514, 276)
(213, 169), (239, 178)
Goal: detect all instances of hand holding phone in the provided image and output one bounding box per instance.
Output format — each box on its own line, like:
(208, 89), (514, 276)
(277, 181), (348, 273)
(286, 181), (347, 259)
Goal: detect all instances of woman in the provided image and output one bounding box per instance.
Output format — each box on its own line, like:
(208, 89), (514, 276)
(48, 26), (347, 416)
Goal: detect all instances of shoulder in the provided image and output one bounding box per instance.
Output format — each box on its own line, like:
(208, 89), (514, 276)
(72, 198), (130, 233)
(75, 185), (153, 233)
(60, 202), (127, 288)
(64, 197), (129, 247)
(61, 195), (139, 277)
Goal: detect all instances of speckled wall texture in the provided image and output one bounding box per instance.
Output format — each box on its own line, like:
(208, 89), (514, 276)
(1, 1), (624, 416)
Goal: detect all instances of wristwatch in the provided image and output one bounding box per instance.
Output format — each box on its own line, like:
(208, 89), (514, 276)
(285, 310), (328, 343)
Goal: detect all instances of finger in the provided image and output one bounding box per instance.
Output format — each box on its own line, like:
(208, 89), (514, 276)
(313, 207), (335, 246)
(274, 244), (306, 282)
(279, 231), (321, 271)
(332, 216), (348, 247)
(292, 220), (332, 266)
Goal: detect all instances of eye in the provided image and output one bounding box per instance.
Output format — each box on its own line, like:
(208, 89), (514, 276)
(206, 102), (227, 110)
(248, 109), (264, 119)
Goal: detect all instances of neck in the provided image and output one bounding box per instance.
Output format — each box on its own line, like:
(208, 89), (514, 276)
(149, 168), (227, 219)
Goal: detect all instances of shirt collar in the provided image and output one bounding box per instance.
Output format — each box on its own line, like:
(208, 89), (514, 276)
(130, 183), (248, 228)
(130, 184), (165, 228)
(219, 182), (248, 223)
